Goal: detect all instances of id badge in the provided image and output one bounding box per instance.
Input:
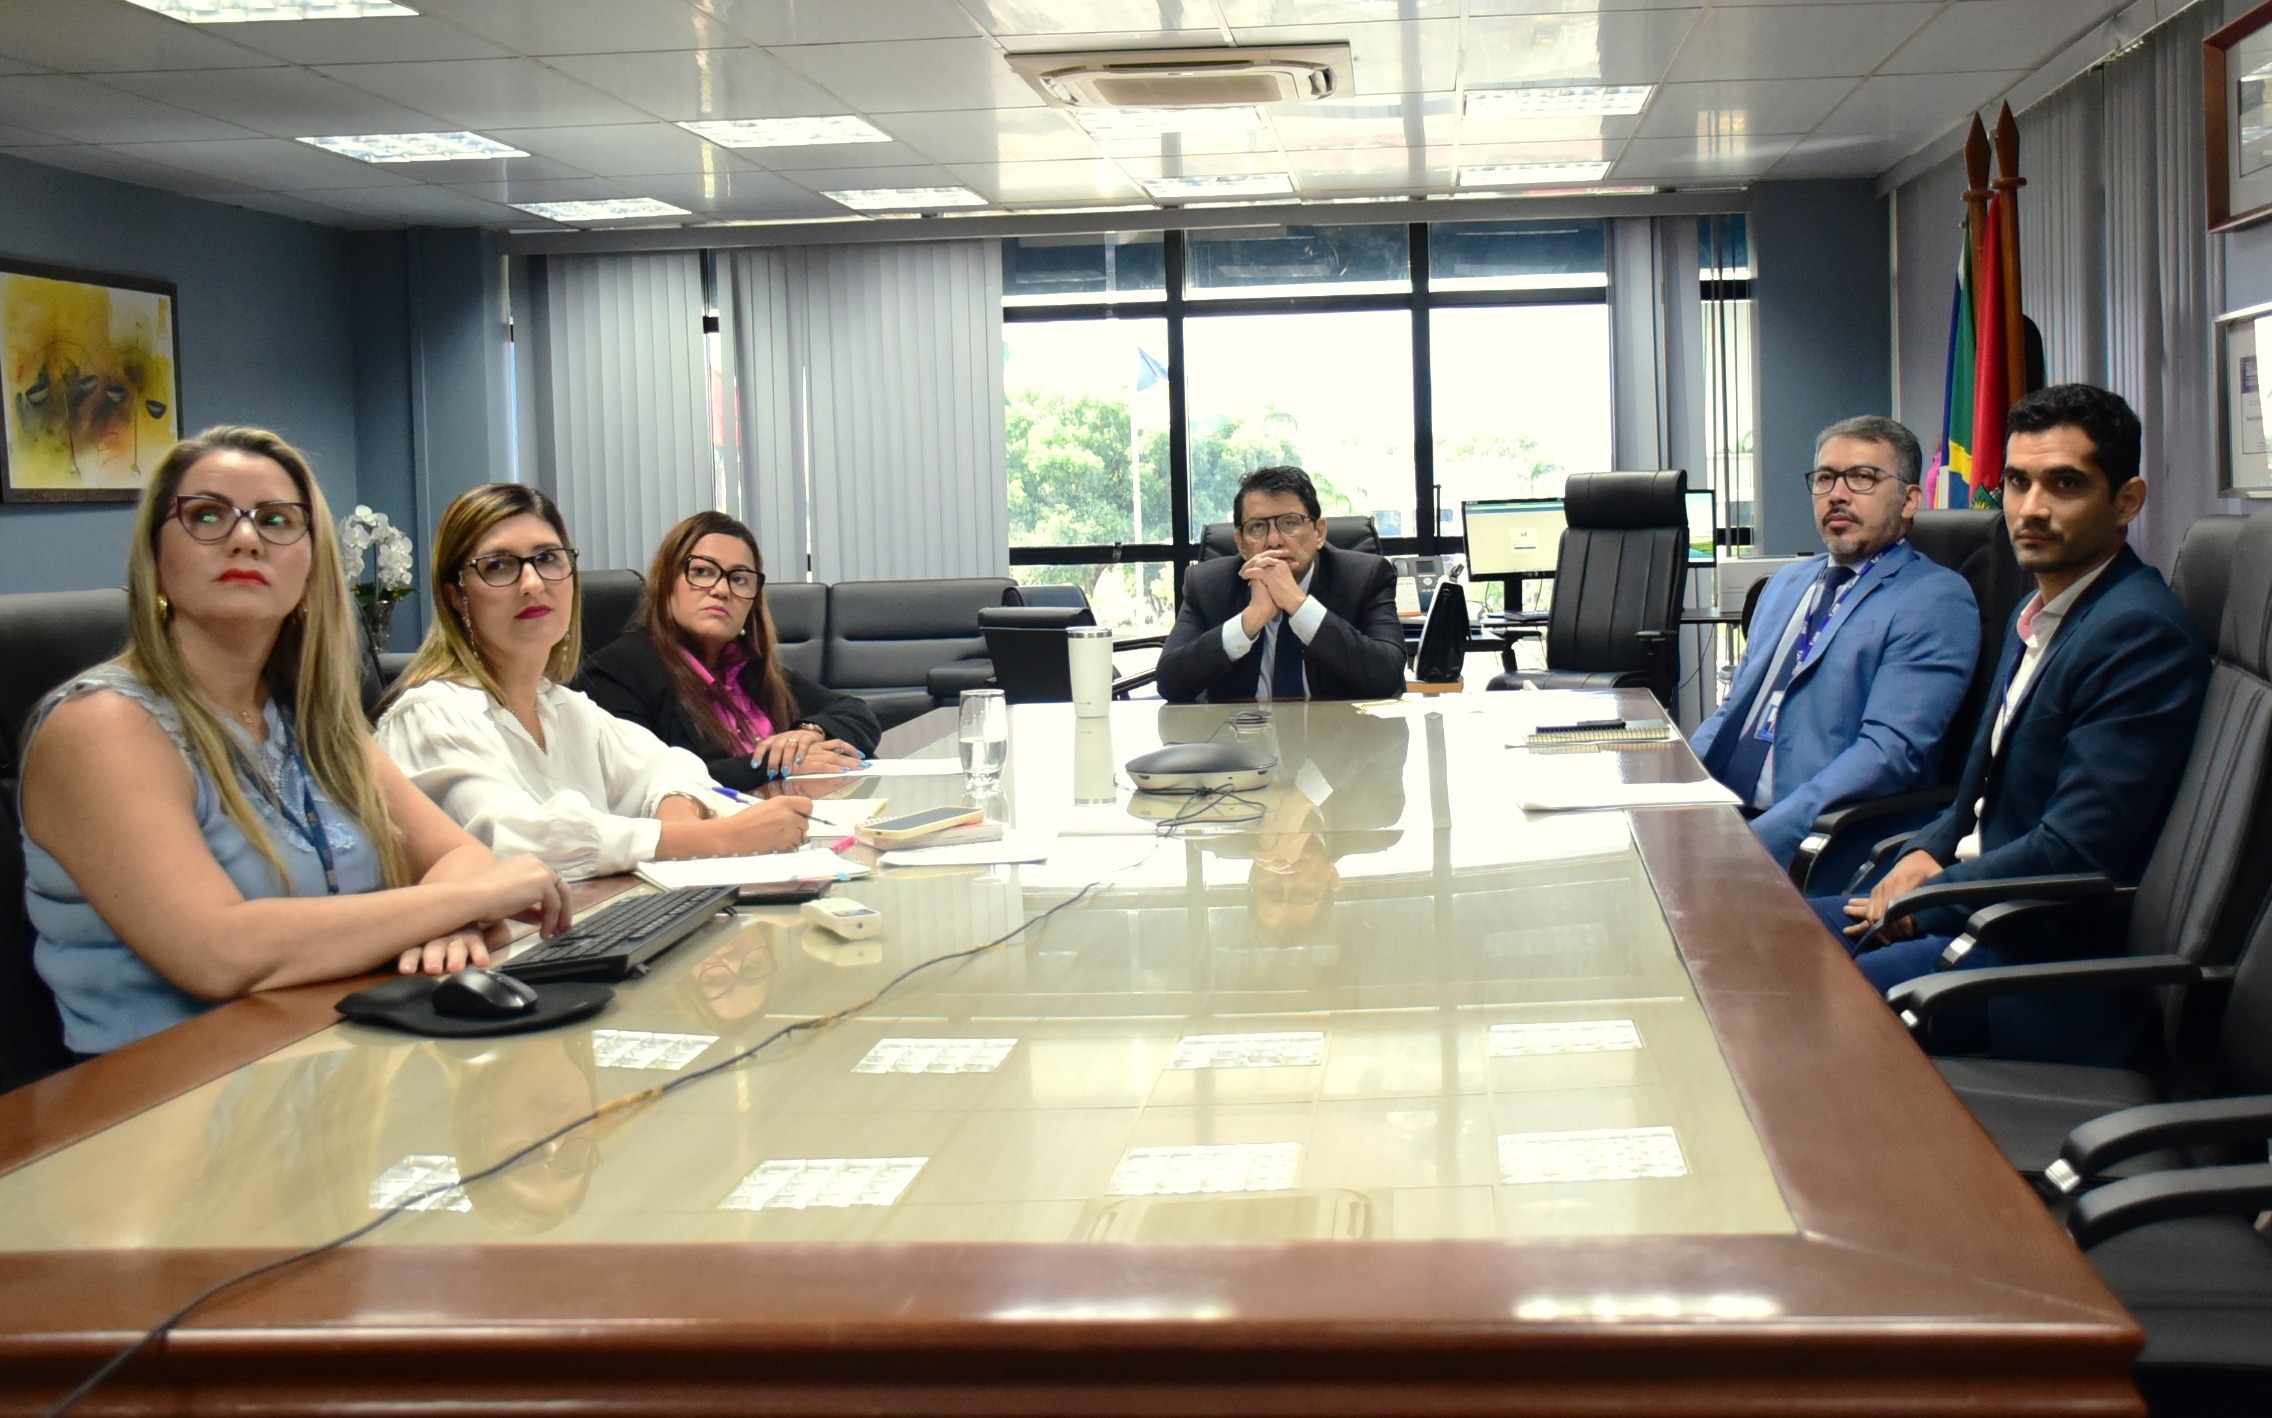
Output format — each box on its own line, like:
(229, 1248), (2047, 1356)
(1754, 690), (1785, 744)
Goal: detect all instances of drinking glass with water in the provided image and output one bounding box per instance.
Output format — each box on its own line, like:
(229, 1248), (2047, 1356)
(958, 688), (1008, 789)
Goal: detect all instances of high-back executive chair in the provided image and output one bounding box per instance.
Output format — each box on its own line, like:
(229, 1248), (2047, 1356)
(1486, 470), (1689, 707)
(1198, 515), (1381, 561)
(576, 567), (647, 668)
(978, 604), (1100, 705)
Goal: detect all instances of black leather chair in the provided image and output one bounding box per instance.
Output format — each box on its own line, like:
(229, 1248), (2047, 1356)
(0, 588), (131, 1092)
(1485, 471), (1689, 706)
(978, 604), (1099, 705)
(578, 567), (646, 665)
(1009, 582), (1091, 612)
(765, 581), (829, 682)
(826, 577), (1016, 730)
(1197, 515), (1381, 560)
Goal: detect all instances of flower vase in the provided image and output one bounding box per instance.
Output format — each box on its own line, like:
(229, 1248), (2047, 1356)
(359, 597), (395, 652)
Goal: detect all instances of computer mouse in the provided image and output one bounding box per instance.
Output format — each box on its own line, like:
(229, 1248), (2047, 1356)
(430, 968), (540, 1020)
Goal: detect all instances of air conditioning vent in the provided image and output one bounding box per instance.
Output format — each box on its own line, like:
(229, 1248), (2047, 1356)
(1007, 44), (1352, 109)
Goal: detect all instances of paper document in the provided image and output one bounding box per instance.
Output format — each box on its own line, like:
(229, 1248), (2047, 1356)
(1516, 779), (1740, 813)
(880, 832), (1055, 869)
(804, 798), (889, 835)
(788, 758), (963, 779)
(637, 847), (871, 890)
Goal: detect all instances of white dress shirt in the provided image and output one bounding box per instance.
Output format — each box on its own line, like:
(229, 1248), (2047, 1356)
(378, 678), (721, 880)
(1218, 561), (1327, 703)
(1953, 552), (2119, 862)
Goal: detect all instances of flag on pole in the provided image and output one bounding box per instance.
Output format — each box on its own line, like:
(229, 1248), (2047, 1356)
(1936, 234), (1977, 510)
(1969, 184), (2011, 505)
(1135, 346), (1169, 393)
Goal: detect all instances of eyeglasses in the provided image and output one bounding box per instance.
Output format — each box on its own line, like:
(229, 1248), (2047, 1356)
(170, 495), (312, 546)
(1804, 466), (1906, 496)
(463, 547), (578, 587)
(1239, 513), (1315, 541)
(684, 554), (761, 599)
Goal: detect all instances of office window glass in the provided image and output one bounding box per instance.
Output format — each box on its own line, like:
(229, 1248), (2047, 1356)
(1005, 317), (1172, 548)
(1699, 214), (1756, 539)
(1185, 223), (1410, 300)
(1182, 308), (1415, 534)
(1015, 562), (1174, 636)
(1002, 234), (1166, 308)
(1430, 304), (1612, 536)
(1428, 219), (1608, 292)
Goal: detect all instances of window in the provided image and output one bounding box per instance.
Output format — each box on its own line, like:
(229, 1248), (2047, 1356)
(1003, 232), (1164, 308)
(1004, 316), (1171, 548)
(1699, 214), (1756, 545)
(1430, 305), (1612, 535)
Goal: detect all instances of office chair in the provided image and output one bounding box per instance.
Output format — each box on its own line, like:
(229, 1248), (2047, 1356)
(1197, 515), (1381, 560)
(577, 568), (647, 668)
(1485, 471), (1688, 706)
(978, 604), (1100, 704)
(1009, 582), (1092, 612)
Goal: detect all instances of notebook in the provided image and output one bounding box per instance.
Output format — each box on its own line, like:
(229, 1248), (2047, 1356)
(636, 847), (871, 890)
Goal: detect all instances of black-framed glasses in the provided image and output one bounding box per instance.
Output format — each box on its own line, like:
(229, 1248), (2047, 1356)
(463, 547), (579, 587)
(1239, 512), (1316, 541)
(684, 554), (761, 599)
(171, 494), (312, 546)
(1804, 466), (1903, 496)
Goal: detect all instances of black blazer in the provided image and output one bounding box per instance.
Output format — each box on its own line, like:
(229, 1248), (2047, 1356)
(574, 629), (882, 791)
(1156, 541), (1407, 703)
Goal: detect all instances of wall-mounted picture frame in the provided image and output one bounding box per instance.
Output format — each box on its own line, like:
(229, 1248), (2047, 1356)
(0, 257), (182, 504)
(2209, 1), (2272, 231)
(2217, 302), (2272, 496)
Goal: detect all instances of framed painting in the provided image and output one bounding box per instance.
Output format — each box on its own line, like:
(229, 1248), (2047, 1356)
(0, 258), (182, 504)
(2217, 302), (2272, 496)
(2209, 1), (2272, 231)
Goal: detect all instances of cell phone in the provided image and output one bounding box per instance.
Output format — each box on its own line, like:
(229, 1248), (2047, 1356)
(734, 880), (833, 906)
(857, 806), (984, 846)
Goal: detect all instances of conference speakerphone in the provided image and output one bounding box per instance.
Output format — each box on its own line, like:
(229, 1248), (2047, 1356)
(1125, 742), (1277, 793)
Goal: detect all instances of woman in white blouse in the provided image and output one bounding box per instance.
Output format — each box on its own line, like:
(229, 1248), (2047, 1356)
(377, 485), (810, 879)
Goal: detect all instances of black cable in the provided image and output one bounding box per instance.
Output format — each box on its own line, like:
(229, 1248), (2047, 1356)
(42, 849), (1155, 1418)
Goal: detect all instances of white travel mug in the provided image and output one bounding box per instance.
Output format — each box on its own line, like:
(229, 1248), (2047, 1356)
(1068, 625), (1114, 718)
(1073, 717), (1115, 802)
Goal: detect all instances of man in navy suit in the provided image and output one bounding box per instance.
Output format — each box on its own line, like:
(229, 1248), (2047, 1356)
(1826, 384), (2211, 1061)
(1157, 465), (1407, 703)
(1693, 415), (1979, 867)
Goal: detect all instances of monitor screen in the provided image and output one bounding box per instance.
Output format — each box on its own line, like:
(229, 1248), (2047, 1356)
(1686, 489), (1717, 566)
(1462, 498), (1565, 577)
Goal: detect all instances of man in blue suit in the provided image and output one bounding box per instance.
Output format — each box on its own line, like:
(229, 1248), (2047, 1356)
(1829, 384), (2211, 1061)
(1693, 415), (1979, 867)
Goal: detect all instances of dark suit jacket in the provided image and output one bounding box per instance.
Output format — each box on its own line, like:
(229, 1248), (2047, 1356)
(1909, 544), (2210, 891)
(1156, 542), (1407, 703)
(574, 629), (882, 792)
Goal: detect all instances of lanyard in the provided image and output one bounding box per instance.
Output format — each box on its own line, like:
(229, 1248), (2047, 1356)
(267, 710), (342, 896)
(1790, 551), (1882, 668)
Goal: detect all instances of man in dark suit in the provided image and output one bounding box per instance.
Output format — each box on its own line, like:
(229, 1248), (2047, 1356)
(1821, 384), (2211, 1061)
(1156, 466), (1407, 703)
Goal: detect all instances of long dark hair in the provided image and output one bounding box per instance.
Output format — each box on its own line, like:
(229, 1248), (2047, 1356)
(642, 512), (797, 753)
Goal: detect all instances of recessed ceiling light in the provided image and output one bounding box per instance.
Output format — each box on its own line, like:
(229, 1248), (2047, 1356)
(1506, 183), (1658, 199)
(1466, 85), (1654, 120)
(679, 116), (892, 148)
(299, 132), (526, 164)
(1140, 171), (1295, 200)
(512, 198), (691, 223)
(1459, 161), (1613, 188)
(124, 0), (416, 20)
(822, 185), (987, 210)
(1073, 105), (1265, 138)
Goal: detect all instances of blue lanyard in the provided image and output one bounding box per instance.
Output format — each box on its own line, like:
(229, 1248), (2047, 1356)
(270, 711), (342, 896)
(1791, 551), (1882, 667)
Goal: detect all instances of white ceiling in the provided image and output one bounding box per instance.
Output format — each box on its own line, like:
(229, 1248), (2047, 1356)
(0, 1), (2139, 231)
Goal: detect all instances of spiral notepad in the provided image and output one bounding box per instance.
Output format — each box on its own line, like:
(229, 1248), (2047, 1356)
(1521, 721), (1678, 751)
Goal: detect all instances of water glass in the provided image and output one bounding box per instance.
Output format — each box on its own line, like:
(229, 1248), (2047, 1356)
(958, 688), (1009, 789)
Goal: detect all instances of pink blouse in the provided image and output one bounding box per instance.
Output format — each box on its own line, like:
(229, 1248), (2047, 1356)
(681, 643), (775, 753)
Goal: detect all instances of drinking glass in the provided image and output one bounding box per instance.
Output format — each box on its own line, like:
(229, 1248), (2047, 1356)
(958, 689), (1009, 790)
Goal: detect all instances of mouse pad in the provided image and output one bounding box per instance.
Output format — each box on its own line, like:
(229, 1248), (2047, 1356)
(336, 976), (613, 1039)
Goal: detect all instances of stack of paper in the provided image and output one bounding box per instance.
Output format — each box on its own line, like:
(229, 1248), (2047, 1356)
(879, 831), (1055, 869)
(637, 847), (871, 890)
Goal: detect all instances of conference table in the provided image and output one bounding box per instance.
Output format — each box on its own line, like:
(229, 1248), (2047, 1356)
(0, 693), (2140, 1415)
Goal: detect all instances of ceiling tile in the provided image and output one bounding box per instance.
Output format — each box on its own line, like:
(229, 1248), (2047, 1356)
(411, 0), (734, 57)
(956, 2), (1228, 38)
(770, 37), (1048, 114)
(439, 174), (642, 204)
(776, 160), (969, 193)
(0, 75), (260, 144)
(1231, 18), (1462, 94)
(1106, 150), (1297, 180)
(1221, 1), (1464, 22)
(1667, 3), (1939, 83)
(945, 156), (1145, 203)
(735, 138), (949, 172)
(1463, 9), (1701, 88)
(1634, 78), (1857, 141)
(544, 47), (849, 122)
(1454, 137), (1618, 165)
(1271, 94), (1458, 151)
(222, 17), (512, 66)
(485, 121), (756, 176)
(0, 4), (270, 75)
(1812, 69), (2030, 139)
(113, 136), (422, 191)
(627, 167), (847, 217)
(1, 142), (255, 195)
(874, 106), (1096, 164)
(285, 183), (523, 225)
(208, 189), (370, 226)
(1288, 143), (1455, 183)
(350, 152), (594, 184)
(0, 122), (60, 144)
(1881, 0), (2118, 77)
(0, 55), (46, 77)
(1094, 126), (1287, 159)
(93, 67), (449, 140)
(696, 0), (985, 44)
(310, 58), (654, 129)
(1612, 133), (1794, 180)
(1767, 133), (1917, 180)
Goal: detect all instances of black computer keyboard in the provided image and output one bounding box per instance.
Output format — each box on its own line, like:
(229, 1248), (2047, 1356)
(500, 885), (738, 983)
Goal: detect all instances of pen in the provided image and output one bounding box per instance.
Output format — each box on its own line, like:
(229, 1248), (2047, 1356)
(712, 785), (747, 804)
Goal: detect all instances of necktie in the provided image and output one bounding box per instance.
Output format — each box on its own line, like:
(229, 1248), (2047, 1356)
(1715, 563), (1855, 804)
(1269, 618), (1308, 701)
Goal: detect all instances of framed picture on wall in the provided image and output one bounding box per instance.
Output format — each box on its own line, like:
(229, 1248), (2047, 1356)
(2209, 1), (2272, 231)
(2217, 303), (2272, 496)
(0, 257), (182, 504)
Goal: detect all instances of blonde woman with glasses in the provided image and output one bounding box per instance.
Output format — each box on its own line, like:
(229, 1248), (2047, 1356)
(377, 485), (810, 880)
(17, 429), (572, 1057)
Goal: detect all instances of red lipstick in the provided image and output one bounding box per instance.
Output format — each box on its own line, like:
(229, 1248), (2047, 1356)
(218, 569), (269, 585)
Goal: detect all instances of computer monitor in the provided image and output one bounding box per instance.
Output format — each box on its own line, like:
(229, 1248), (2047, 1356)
(1461, 498), (1565, 578)
(1686, 489), (1717, 567)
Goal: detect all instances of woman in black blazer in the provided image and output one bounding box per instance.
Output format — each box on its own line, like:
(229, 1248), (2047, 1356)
(576, 512), (880, 791)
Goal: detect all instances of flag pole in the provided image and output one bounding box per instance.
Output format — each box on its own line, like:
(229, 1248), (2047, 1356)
(1993, 104), (2028, 402)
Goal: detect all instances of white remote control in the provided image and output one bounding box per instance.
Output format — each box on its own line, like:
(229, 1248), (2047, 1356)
(801, 896), (880, 939)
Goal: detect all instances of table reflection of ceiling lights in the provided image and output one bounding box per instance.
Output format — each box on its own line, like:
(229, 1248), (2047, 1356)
(1498, 1127), (1687, 1184)
(680, 116), (892, 148)
(1460, 162), (1615, 188)
(300, 132), (527, 164)
(854, 1038), (1018, 1074)
(1169, 1032), (1325, 1069)
(1466, 86), (1653, 120)
(1108, 1142), (1301, 1195)
(368, 1154), (471, 1212)
(1488, 1020), (1642, 1057)
(1141, 172), (1296, 200)
(126, 0), (414, 19)
(590, 1029), (717, 1071)
(513, 198), (691, 222)
(1074, 106), (1267, 138)
(720, 1157), (928, 1210)
(823, 186), (988, 211)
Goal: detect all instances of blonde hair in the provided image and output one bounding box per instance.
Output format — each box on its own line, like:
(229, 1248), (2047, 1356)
(386, 483), (583, 710)
(124, 426), (408, 888)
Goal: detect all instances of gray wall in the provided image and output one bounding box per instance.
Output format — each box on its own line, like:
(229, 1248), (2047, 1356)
(1750, 180), (1894, 555)
(0, 152), (360, 594)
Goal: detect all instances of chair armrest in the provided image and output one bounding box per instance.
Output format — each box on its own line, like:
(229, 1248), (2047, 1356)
(1113, 634), (1165, 652)
(1888, 953), (2197, 1031)
(2046, 1094), (2272, 1195)
(1112, 669), (1156, 698)
(1883, 873), (2119, 923)
(1788, 788), (1958, 890)
(1633, 629), (1672, 643)
(1936, 891), (2137, 967)
(2067, 1161), (2272, 1249)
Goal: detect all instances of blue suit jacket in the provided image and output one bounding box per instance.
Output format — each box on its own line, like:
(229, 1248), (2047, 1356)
(1909, 544), (2210, 889)
(1693, 541), (1979, 865)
